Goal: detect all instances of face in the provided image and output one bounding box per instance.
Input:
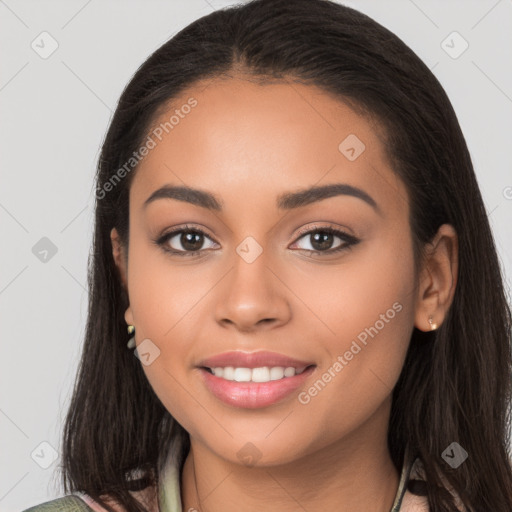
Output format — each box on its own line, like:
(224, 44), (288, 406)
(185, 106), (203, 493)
(113, 76), (420, 466)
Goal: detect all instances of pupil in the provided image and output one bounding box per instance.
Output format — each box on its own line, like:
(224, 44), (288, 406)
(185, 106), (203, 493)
(311, 232), (333, 251)
(182, 232), (203, 251)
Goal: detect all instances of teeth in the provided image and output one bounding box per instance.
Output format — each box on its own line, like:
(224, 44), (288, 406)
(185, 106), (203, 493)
(234, 367), (251, 382)
(270, 367), (284, 380)
(210, 366), (307, 382)
(222, 367), (235, 380)
(252, 367), (270, 382)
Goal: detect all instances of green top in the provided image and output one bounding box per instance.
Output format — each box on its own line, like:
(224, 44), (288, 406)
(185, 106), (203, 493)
(23, 495), (93, 512)
(22, 446), (431, 512)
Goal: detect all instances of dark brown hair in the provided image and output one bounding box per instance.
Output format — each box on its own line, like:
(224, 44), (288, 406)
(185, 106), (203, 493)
(61, 1), (512, 511)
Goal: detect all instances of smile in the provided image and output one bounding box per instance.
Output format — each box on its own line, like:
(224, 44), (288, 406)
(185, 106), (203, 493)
(197, 350), (316, 408)
(204, 366), (308, 382)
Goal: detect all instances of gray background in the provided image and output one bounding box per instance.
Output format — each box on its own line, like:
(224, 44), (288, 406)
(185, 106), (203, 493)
(1, 1), (511, 510)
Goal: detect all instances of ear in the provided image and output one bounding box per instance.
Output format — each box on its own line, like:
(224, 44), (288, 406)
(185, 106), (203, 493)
(111, 228), (134, 326)
(414, 223), (458, 332)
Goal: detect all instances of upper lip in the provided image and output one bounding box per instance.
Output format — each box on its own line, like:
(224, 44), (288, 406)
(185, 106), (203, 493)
(198, 350), (315, 369)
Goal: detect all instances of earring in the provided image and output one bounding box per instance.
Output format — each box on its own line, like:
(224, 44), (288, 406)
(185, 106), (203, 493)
(127, 325), (136, 349)
(428, 315), (438, 331)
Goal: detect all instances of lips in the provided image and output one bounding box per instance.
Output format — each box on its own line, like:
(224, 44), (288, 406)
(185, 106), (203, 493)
(197, 350), (316, 408)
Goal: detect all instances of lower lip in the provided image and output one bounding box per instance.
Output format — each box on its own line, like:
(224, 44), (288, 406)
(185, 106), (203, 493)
(199, 366), (315, 409)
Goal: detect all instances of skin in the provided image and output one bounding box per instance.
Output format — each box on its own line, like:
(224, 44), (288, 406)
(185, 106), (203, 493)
(111, 75), (458, 512)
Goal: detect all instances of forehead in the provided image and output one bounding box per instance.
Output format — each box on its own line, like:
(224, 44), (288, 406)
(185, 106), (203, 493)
(130, 76), (407, 217)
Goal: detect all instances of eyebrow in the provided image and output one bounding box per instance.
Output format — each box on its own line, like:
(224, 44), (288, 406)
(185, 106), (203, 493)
(143, 183), (379, 213)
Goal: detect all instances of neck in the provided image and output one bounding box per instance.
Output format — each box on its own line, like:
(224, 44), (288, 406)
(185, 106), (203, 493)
(180, 403), (400, 512)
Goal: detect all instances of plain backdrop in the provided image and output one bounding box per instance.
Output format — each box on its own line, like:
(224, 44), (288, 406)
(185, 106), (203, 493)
(1, 1), (511, 510)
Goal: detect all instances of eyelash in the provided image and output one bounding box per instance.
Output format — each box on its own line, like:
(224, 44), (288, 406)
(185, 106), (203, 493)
(154, 224), (360, 258)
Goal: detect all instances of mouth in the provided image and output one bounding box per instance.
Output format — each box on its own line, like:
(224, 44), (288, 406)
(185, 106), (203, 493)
(201, 365), (311, 382)
(197, 351), (316, 408)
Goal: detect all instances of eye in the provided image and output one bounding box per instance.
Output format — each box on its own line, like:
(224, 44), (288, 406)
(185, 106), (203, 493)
(154, 224), (359, 258)
(291, 225), (359, 255)
(155, 225), (218, 257)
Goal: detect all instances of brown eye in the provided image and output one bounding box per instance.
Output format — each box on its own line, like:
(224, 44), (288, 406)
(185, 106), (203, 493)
(293, 227), (359, 254)
(176, 231), (205, 252)
(306, 231), (338, 251)
(156, 226), (218, 256)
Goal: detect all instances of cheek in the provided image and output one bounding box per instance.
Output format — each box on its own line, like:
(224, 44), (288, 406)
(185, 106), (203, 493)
(125, 238), (224, 432)
(291, 224), (415, 346)
(292, 232), (416, 432)
(126, 231), (213, 339)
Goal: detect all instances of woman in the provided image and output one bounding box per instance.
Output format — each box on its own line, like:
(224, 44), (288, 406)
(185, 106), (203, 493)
(23, 0), (512, 510)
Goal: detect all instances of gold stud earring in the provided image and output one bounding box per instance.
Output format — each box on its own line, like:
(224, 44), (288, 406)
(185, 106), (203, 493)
(127, 324), (136, 349)
(428, 315), (438, 331)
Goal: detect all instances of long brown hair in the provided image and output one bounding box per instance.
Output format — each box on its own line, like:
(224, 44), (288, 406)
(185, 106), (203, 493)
(61, 1), (512, 510)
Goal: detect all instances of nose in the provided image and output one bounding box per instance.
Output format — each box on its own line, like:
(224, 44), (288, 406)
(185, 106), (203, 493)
(214, 248), (292, 333)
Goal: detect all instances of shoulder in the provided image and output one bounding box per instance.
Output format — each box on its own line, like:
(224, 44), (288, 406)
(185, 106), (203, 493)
(22, 495), (95, 512)
(22, 484), (159, 512)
